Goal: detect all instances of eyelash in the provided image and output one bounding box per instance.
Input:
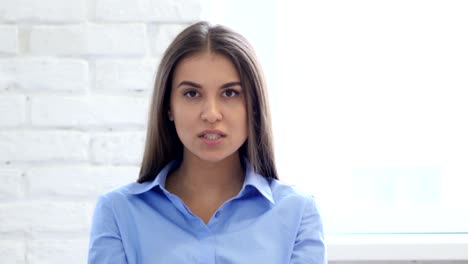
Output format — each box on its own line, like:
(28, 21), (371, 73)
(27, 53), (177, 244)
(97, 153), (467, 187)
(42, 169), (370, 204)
(182, 89), (240, 98)
(183, 90), (199, 98)
(223, 89), (240, 97)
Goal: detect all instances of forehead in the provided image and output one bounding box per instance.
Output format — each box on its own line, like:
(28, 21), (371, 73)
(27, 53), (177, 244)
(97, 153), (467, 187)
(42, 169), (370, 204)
(172, 52), (240, 84)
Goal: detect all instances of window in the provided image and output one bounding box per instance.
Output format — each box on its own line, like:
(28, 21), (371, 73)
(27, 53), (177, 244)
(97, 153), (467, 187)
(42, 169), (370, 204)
(202, 0), (468, 260)
(275, 0), (468, 236)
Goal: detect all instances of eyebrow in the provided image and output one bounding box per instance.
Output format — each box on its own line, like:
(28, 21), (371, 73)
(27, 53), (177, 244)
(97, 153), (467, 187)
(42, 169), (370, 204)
(176, 81), (242, 89)
(177, 81), (202, 89)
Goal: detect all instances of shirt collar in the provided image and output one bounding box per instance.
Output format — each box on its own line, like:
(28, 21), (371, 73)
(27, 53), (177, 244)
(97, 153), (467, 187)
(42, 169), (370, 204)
(127, 158), (275, 205)
(126, 160), (180, 195)
(241, 158), (275, 204)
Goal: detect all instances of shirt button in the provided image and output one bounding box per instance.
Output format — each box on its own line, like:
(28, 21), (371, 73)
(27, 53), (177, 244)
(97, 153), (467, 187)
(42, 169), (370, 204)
(214, 211), (221, 218)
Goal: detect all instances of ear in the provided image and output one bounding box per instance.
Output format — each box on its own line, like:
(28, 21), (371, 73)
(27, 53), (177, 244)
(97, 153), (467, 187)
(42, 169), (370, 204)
(168, 110), (174, 121)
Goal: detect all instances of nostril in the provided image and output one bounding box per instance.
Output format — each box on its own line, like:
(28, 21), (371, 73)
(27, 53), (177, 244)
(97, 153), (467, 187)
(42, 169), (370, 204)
(200, 110), (223, 123)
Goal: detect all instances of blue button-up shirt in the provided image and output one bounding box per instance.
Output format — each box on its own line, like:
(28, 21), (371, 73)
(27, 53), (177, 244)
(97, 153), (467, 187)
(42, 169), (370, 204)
(88, 160), (326, 263)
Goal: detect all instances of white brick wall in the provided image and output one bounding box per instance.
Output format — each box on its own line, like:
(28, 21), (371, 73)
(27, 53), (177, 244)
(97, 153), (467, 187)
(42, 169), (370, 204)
(0, 95), (26, 126)
(0, 240), (25, 263)
(148, 23), (190, 56)
(95, 59), (158, 91)
(29, 24), (148, 56)
(0, 25), (18, 54)
(0, 0), (87, 23)
(0, 168), (24, 200)
(26, 166), (139, 197)
(95, 0), (201, 22)
(28, 239), (88, 264)
(31, 96), (148, 127)
(90, 132), (146, 164)
(0, 58), (89, 92)
(0, 131), (89, 162)
(0, 0), (201, 262)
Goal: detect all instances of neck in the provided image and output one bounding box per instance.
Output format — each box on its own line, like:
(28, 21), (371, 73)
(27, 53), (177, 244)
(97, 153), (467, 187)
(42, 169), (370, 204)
(166, 152), (245, 199)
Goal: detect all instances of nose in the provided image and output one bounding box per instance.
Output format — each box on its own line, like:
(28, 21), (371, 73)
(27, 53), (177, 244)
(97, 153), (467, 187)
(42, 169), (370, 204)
(200, 98), (222, 123)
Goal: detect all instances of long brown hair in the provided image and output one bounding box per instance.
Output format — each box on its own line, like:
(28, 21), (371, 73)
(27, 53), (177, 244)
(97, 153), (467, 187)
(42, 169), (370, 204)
(138, 21), (278, 183)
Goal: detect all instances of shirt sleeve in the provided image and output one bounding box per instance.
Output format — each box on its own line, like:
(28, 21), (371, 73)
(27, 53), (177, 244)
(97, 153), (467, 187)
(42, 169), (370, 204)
(88, 195), (128, 264)
(290, 196), (327, 264)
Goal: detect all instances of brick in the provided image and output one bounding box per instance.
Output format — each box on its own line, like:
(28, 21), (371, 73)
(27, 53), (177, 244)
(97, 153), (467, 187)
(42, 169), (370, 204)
(31, 96), (149, 127)
(29, 25), (85, 56)
(28, 239), (87, 264)
(0, 240), (24, 263)
(30, 24), (147, 56)
(0, 0), (86, 23)
(0, 95), (26, 126)
(148, 23), (188, 56)
(86, 24), (147, 56)
(0, 131), (88, 162)
(91, 132), (145, 165)
(0, 168), (23, 200)
(0, 25), (17, 54)
(0, 58), (88, 92)
(96, 0), (202, 22)
(26, 166), (138, 198)
(0, 201), (92, 233)
(95, 59), (157, 92)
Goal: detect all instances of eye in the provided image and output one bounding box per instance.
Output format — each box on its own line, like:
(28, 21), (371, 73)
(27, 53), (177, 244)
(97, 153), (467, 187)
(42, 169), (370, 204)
(183, 90), (199, 98)
(223, 89), (240, 97)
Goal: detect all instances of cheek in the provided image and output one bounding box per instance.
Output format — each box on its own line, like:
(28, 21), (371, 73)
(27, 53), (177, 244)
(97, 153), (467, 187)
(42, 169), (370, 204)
(173, 113), (191, 130)
(172, 106), (198, 133)
(171, 98), (191, 120)
(237, 107), (248, 134)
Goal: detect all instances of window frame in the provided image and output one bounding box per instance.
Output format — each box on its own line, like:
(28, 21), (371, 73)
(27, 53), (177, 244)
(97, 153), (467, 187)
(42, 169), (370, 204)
(327, 234), (468, 261)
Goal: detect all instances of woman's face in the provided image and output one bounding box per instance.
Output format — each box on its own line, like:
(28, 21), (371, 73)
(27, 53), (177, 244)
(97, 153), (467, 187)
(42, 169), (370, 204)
(169, 52), (248, 163)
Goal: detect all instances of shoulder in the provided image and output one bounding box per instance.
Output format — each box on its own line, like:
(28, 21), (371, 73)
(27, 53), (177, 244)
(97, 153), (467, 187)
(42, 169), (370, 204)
(271, 181), (327, 263)
(269, 179), (325, 235)
(269, 179), (320, 212)
(95, 181), (144, 207)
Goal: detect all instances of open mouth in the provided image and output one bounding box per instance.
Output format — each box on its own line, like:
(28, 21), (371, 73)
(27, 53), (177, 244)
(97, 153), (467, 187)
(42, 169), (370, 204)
(198, 130), (226, 144)
(198, 130), (226, 139)
(202, 133), (223, 140)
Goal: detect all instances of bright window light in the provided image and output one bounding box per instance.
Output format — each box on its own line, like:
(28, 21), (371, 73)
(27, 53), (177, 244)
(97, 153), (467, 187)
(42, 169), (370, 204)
(203, 0), (468, 235)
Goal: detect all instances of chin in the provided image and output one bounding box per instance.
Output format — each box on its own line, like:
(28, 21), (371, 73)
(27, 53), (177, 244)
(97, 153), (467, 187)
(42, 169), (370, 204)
(196, 153), (230, 163)
(189, 149), (239, 164)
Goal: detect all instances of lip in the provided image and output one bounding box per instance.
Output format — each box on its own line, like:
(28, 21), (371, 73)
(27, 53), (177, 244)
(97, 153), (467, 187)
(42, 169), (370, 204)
(197, 129), (227, 137)
(198, 129), (226, 146)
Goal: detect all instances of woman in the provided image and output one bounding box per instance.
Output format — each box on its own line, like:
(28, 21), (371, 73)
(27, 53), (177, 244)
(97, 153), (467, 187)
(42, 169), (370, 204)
(88, 21), (326, 264)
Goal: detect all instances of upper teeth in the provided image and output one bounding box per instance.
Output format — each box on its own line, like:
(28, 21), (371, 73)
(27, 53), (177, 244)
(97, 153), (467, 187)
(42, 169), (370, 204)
(204, 134), (221, 140)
